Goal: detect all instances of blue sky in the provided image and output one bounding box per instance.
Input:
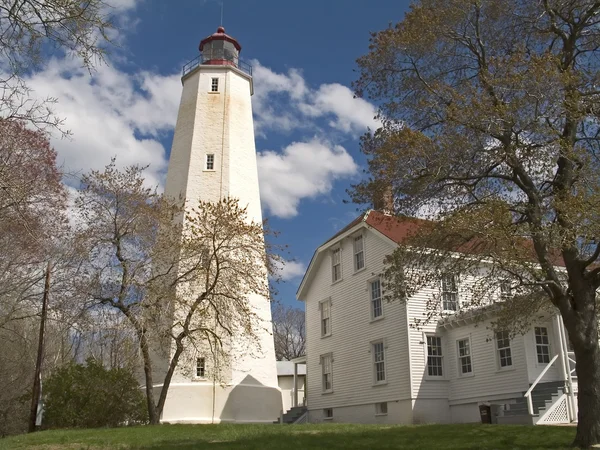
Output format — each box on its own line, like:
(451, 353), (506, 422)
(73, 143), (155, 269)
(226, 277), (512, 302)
(24, 0), (412, 308)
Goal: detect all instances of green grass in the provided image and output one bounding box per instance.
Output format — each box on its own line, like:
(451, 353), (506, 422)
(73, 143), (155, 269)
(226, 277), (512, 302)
(0, 423), (576, 450)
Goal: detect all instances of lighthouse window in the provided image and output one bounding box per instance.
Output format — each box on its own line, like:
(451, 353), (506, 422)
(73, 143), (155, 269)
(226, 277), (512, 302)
(196, 357), (206, 378)
(206, 154), (215, 170)
(211, 78), (219, 92)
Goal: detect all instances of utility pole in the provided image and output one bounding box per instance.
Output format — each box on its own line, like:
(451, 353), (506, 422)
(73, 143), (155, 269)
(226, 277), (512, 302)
(28, 262), (51, 432)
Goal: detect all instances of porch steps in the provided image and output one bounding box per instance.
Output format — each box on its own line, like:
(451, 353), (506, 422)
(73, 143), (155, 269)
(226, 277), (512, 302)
(498, 381), (565, 424)
(274, 406), (308, 424)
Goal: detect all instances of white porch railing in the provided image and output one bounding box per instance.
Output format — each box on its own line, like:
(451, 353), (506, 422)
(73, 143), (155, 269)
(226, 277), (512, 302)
(567, 351), (577, 381)
(537, 393), (570, 424)
(524, 354), (560, 416)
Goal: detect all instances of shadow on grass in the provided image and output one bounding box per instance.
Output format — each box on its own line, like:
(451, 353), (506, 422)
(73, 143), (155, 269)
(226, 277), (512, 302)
(136, 424), (575, 450)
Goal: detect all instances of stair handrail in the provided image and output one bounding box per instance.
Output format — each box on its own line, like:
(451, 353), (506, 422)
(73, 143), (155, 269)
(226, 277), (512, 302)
(524, 354), (560, 416)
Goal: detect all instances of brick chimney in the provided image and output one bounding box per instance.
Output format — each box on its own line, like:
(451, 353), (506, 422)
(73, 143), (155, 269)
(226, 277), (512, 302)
(372, 184), (394, 214)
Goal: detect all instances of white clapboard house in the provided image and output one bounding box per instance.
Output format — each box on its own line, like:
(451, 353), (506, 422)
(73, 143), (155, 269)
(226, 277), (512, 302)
(296, 210), (578, 425)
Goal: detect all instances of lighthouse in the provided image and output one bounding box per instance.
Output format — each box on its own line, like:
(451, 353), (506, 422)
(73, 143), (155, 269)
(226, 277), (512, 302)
(160, 27), (282, 423)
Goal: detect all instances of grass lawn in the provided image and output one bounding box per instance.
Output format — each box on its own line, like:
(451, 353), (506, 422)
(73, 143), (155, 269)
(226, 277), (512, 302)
(0, 423), (577, 449)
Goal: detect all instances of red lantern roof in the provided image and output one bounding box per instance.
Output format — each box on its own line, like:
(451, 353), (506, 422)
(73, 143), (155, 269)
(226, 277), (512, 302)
(199, 26), (242, 53)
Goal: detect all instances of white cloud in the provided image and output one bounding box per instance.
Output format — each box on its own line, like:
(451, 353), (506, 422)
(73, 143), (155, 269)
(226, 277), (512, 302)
(14, 53), (372, 218)
(24, 58), (181, 187)
(274, 259), (307, 281)
(251, 60), (381, 136)
(258, 138), (358, 218)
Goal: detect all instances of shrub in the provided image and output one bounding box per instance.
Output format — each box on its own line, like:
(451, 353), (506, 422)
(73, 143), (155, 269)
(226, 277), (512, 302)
(43, 359), (147, 429)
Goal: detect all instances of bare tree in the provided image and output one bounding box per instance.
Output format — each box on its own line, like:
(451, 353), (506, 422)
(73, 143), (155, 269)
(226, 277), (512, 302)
(74, 162), (280, 425)
(352, 1), (600, 446)
(0, 0), (115, 132)
(272, 303), (305, 361)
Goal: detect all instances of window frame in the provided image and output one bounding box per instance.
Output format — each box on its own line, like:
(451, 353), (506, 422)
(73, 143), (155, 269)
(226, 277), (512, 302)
(331, 247), (342, 283)
(495, 330), (513, 370)
(210, 77), (219, 92)
(195, 356), (206, 379)
(353, 233), (365, 272)
(499, 281), (513, 301)
(321, 353), (333, 393)
(371, 339), (387, 385)
(375, 402), (388, 416)
(457, 337), (474, 377)
(369, 277), (383, 320)
(425, 334), (444, 378)
(205, 153), (215, 171)
(441, 274), (459, 312)
(323, 408), (333, 420)
(534, 326), (551, 365)
(320, 298), (332, 338)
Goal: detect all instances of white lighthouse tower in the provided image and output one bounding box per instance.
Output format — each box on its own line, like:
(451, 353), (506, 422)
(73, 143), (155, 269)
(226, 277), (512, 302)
(160, 27), (282, 423)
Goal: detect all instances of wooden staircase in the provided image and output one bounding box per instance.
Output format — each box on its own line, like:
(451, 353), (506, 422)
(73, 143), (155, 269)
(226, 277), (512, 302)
(497, 381), (568, 425)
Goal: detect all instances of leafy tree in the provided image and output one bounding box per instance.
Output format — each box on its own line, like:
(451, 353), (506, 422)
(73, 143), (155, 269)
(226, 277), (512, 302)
(0, 119), (66, 329)
(43, 358), (147, 429)
(272, 303), (305, 361)
(75, 162), (280, 425)
(353, 1), (600, 446)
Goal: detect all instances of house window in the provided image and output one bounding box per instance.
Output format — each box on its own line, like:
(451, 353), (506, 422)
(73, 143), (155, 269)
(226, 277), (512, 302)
(206, 154), (215, 170)
(324, 408), (333, 419)
(320, 298), (331, 337)
(321, 353), (333, 392)
(331, 248), (341, 282)
(442, 274), (458, 311)
(535, 327), (551, 364)
(426, 336), (443, 377)
(457, 338), (472, 375)
(500, 281), (512, 301)
(353, 235), (364, 271)
(196, 357), (205, 378)
(375, 402), (388, 415)
(211, 77), (219, 92)
(370, 279), (383, 319)
(372, 341), (386, 383)
(496, 331), (513, 368)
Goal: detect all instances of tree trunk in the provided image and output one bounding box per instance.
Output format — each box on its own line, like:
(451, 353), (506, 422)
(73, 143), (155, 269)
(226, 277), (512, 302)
(156, 339), (185, 419)
(138, 333), (160, 425)
(572, 342), (600, 448)
(562, 284), (600, 448)
(28, 262), (51, 432)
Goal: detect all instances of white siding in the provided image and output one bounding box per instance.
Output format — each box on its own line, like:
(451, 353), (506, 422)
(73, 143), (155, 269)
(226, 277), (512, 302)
(303, 228), (412, 416)
(445, 321), (529, 402)
(407, 288), (450, 401)
(308, 400), (413, 424)
(524, 317), (562, 383)
(301, 214), (569, 425)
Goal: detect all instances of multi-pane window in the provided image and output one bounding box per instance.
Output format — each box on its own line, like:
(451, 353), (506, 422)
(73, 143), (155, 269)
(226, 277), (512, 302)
(211, 77), (219, 92)
(196, 357), (206, 378)
(500, 281), (512, 301)
(457, 338), (473, 375)
(496, 331), (513, 368)
(206, 154), (215, 170)
(373, 341), (386, 383)
(375, 402), (388, 415)
(442, 274), (458, 311)
(370, 279), (383, 319)
(426, 336), (443, 377)
(535, 327), (551, 364)
(321, 353), (333, 392)
(320, 298), (331, 337)
(353, 235), (364, 271)
(331, 248), (341, 282)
